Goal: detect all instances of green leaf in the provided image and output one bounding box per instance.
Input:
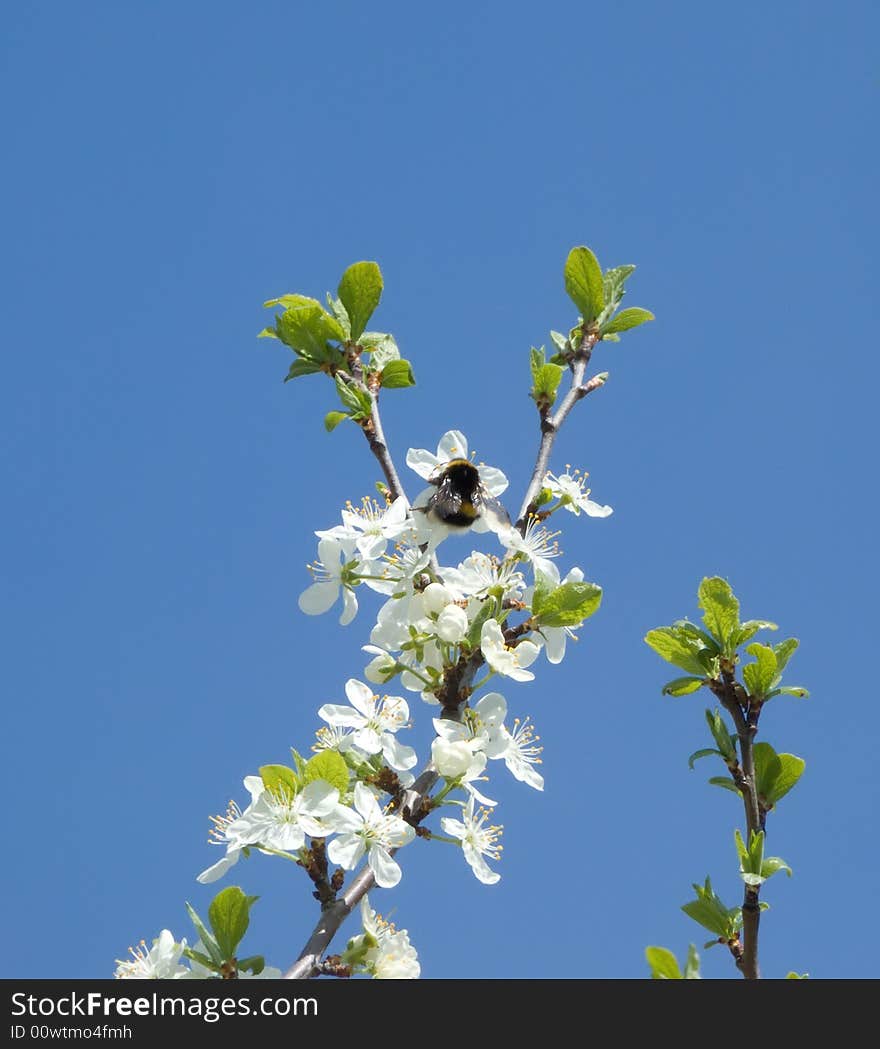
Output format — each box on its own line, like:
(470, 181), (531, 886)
(645, 946), (682, 980)
(730, 619), (778, 648)
(602, 264), (636, 314)
(753, 742), (781, 800)
(773, 638), (799, 674)
(532, 580), (602, 627)
(284, 358), (324, 382)
(259, 764), (299, 801)
(705, 708), (737, 761)
(324, 410), (350, 432)
(532, 363), (564, 404)
(338, 261), (383, 341)
(767, 685), (810, 699)
(663, 676), (705, 697)
(237, 955), (265, 975)
(290, 748), (308, 779)
(681, 878), (740, 939)
(549, 330), (569, 355)
(302, 751), (349, 794)
(564, 246), (604, 323)
(363, 333), (400, 371)
(275, 300), (346, 356)
(761, 855), (792, 879)
(257, 326), (279, 340)
(688, 748), (721, 770)
(185, 903), (224, 967)
(334, 374), (372, 418)
(208, 886), (255, 960)
(743, 642), (779, 698)
(735, 829), (766, 885)
(753, 743), (805, 807)
(325, 294), (352, 339)
(529, 345), (544, 381)
(184, 947), (220, 972)
(674, 620), (721, 651)
(644, 626), (712, 677)
(684, 944), (701, 979)
(708, 776), (741, 795)
(698, 577), (740, 650)
(602, 307), (654, 335)
(380, 359), (416, 388)
(768, 752), (806, 804)
(786, 972), (809, 979)
(263, 293), (309, 310)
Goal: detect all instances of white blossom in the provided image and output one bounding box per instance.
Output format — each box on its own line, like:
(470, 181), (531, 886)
(501, 518), (561, 582)
(229, 779), (341, 853)
(327, 783), (415, 888)
(318, 679), (415, 769)
(431, 735), (496, 805)
(197, 775), (265, 884)
(480, 618), (540, 682)
(443, 552), (525, 601)
(543, 468), (613, 517)
(114, 930), (189, 979)
(362, 644), (400, 685)
(441, 796), (503, 885)
(298, 538), (363, 625)
(317, 496), (412, 561)
(346, 897), (420, 979)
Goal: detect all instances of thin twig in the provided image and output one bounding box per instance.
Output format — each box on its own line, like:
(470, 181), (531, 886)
(363, 392), (407, 501)
(516, 330), (601, 529)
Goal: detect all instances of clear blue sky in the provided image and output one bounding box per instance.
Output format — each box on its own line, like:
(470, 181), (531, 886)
(3, 1), (877, 979)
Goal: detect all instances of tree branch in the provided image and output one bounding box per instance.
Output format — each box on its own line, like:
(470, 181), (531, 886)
(710, 673), (762, 980)
(516, 331), (601, 529)
(343, 350), (408, 503)
(363, 391), (407, 502)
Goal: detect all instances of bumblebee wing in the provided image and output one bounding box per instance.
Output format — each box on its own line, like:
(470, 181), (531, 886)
(429, 482), (465, 521)
(473, 488), (511, 534)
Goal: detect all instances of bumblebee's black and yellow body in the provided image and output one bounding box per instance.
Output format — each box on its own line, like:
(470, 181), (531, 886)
(426, 458), (510, 532)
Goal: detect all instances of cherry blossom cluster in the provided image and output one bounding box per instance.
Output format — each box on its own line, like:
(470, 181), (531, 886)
(117, 430), (610, 979)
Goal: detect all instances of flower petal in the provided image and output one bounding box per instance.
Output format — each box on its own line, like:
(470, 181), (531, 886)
(299, 780), (340, 816)
(353, 781), (381, 820)
(339, 587), (359, 626)
(463, 843), (500, 885)
(478, 465), (508, 496)
(327, 833), (364, 870)
(196, 850), (241, 885)
(405, 447), (440, 480)
(473, 692), (507, 726)
(543, 628), (567, 665)
(344, 678), (376, 718)
(298, 581), (339, 616)
(318, 702), (366, 728)
(582, 498), (613, 518)
(439, 816), (466, 841)
(382, 734), (418, 772)
(437, 430), (468, 463)
(368, 845), (403, 888)
(515, 640), (540, 669)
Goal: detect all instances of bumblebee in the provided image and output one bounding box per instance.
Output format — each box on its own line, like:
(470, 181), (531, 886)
(424, 458), (511, 534)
